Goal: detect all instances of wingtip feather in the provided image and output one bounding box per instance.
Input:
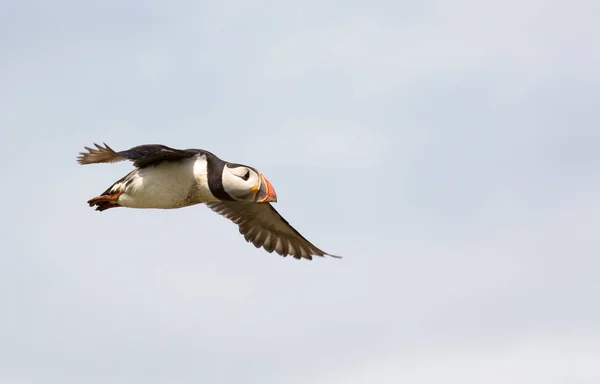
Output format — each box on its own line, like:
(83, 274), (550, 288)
(77, 142), (125, 165)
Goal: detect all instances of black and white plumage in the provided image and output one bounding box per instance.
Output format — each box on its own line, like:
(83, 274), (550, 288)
(77, 143), (339, 260)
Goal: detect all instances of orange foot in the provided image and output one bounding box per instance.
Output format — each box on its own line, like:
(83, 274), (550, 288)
(87, 192), (123, 212)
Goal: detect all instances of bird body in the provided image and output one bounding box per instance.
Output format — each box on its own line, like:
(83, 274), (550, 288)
(78, 143), (338, 260)
(102, 157), (214, 209)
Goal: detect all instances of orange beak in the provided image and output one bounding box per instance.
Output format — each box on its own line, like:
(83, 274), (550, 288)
(255, 175), (278, 203)
(263, 177), (277, 202)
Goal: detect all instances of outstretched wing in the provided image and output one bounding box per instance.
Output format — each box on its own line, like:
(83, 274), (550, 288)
(206, 201), (340, 260)
(77, 143), (201, 168)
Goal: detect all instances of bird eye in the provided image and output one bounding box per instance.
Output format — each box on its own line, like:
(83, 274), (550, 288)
(241, 170), (250, 181)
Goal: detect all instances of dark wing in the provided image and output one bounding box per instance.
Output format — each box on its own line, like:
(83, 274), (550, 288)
(77, 143), (201, 168)
(118, 144), (201, 168)
(206, 202), (340, 260)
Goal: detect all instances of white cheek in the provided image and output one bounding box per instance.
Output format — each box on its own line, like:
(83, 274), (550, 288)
(222, 174), (242, 193)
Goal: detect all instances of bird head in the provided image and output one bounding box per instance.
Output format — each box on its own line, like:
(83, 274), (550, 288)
(221, 163), (277, 203)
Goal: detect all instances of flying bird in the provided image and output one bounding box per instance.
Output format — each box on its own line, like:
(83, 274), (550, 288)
(77, 143), (339, 260)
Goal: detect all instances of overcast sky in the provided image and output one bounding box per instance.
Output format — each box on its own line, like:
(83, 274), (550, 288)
(1, 1), (599, 383)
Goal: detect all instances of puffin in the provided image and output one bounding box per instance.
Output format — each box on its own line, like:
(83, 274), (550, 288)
(77, 143), (339, 260)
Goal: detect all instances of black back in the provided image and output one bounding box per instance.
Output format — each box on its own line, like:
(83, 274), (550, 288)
(117, 144), (200, 168)
(118, 144), (234, 201)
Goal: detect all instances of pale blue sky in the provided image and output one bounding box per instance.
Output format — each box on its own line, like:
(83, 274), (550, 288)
(1, 1), (599, 383)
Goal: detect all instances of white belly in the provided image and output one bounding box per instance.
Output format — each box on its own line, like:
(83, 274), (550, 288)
(116, 159), (217, 209)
